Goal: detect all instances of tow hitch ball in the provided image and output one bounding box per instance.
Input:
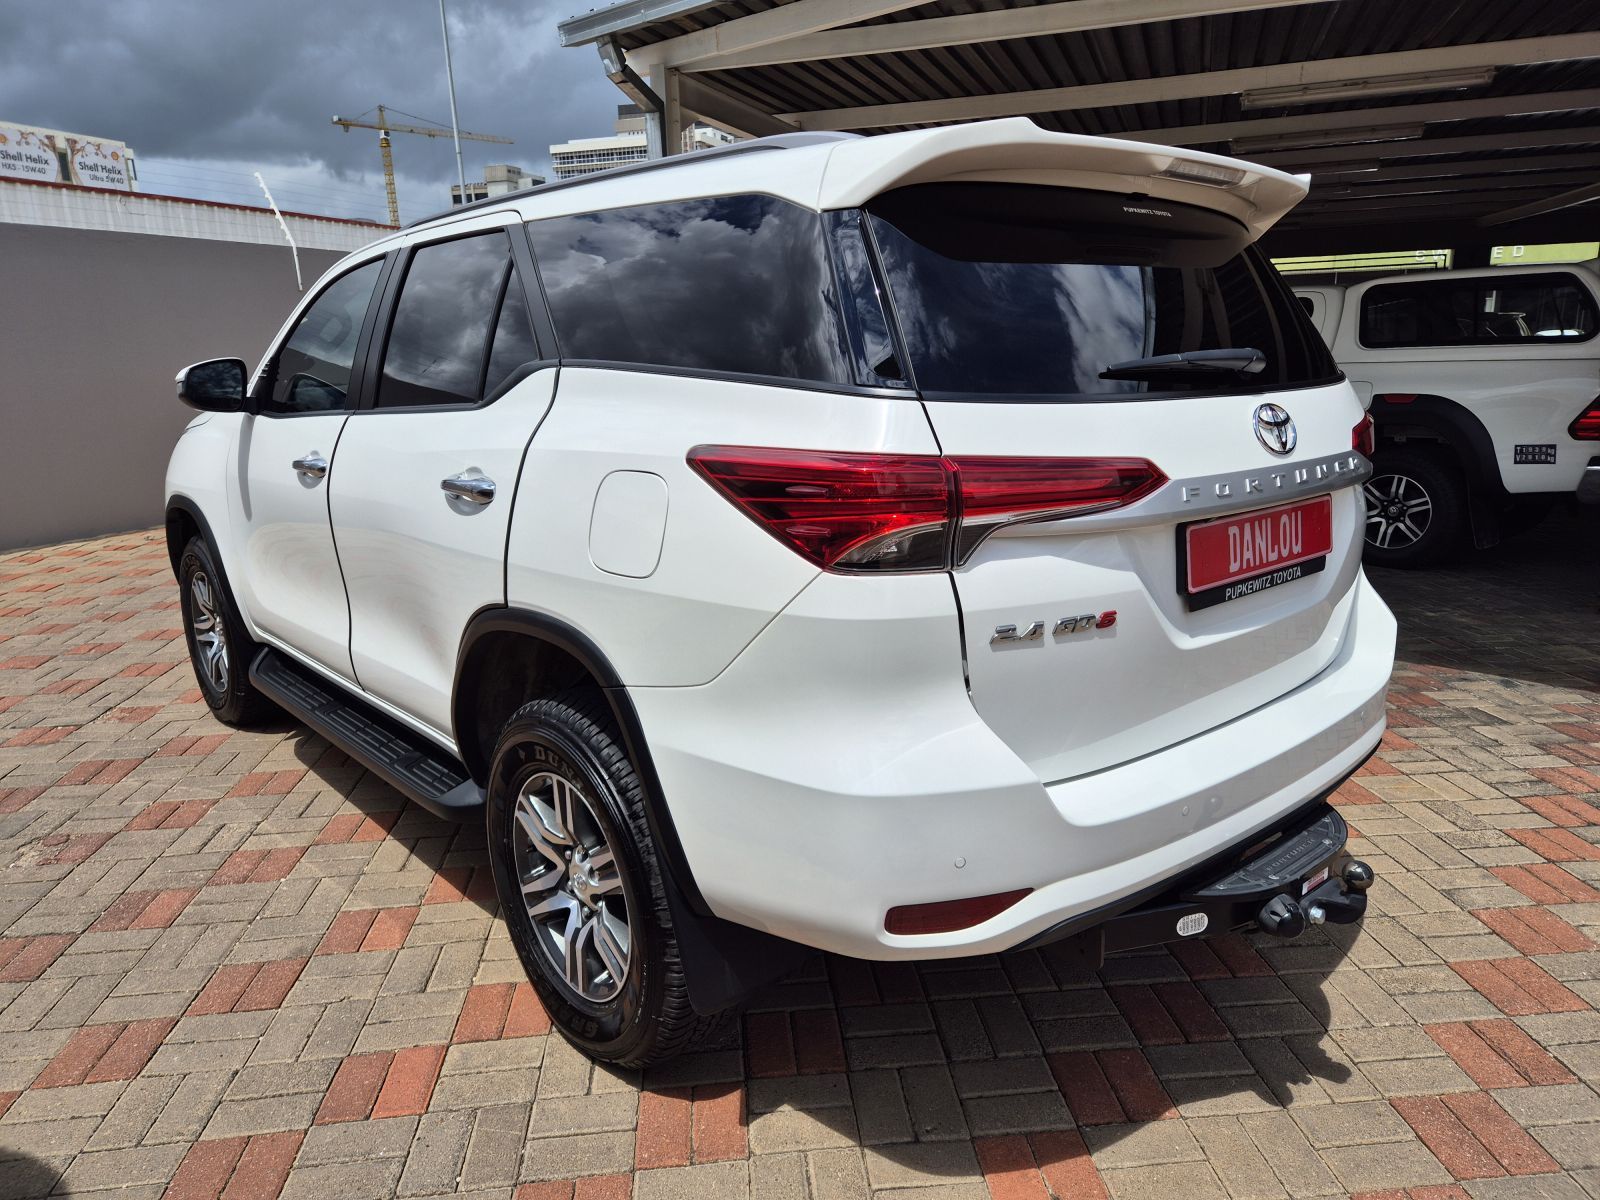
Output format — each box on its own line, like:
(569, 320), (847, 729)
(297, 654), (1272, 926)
(1257, 859), (1374, 939)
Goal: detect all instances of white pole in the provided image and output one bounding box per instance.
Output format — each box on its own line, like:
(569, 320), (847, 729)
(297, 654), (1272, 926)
(254, 172), (303, 292)
(439, 0), (468, 198)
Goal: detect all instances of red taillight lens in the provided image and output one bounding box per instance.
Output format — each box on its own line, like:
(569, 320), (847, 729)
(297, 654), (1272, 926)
(1353, 413), (1375, 457)
(686, 448), (952, 571)
(687, 447), (1166, 572)
(885, 889), (1031, 936)
(1571, 397), (1600, 440)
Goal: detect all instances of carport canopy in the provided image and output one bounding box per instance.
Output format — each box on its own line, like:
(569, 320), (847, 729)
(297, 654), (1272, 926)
(556, 0), (1600, 258)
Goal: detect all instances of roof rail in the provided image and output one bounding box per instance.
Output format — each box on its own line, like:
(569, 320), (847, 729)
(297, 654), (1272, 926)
(405, 131), (860, 228)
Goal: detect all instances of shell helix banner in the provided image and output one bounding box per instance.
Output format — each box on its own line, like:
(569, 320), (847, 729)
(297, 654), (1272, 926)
(67, 137), (131, 189)
(0, 125), (62, 183)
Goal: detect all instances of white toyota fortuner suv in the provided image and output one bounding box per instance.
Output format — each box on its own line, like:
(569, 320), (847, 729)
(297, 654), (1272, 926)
(166, 119), (1394, 1065)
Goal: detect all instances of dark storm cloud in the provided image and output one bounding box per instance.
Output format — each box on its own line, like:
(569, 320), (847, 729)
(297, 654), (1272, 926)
(0, 0), (619, 186)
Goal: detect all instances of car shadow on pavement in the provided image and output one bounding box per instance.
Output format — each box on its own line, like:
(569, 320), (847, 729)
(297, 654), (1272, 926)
(1367, 503), (1600, 691)
(0, 1149), (62, 1198)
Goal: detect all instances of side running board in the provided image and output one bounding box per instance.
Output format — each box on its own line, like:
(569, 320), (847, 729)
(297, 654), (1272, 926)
(249, 647), (484, 820)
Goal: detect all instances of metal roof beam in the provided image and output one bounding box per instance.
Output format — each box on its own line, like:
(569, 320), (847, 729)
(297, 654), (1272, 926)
(669, 0), (1338, 73)
(677, 74), (801, 138)
(776, 32), (1600, 129)
(1121, 89), (1600, 148)
(1480, 180), (1600, 226)
(559, 0), (721, 47)
(1311, 170), (1600, 199)
(1309, 151), (1600, 181)
(628, 0), (926, 69)
(1254, 125), (1600, 168)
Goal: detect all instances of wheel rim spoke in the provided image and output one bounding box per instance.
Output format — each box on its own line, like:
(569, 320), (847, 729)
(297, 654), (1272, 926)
(189, 572), (229, 693)
(510, 768), (632, 1004)
(1364, 473), (1432, 551)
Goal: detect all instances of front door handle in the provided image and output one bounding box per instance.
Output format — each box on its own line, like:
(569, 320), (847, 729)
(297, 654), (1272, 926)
(441, 474), (496, 506)
(292, 453), (328, 480)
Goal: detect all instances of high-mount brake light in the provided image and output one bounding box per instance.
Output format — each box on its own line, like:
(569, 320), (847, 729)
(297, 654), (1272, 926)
(687, 447), (1166, 572)
(1352, 413), (1376, 457)
(1571, 396), (1600, 440)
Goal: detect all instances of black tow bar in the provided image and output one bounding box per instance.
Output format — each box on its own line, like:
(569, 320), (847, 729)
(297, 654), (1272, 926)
(1256, 858), (1375, 939)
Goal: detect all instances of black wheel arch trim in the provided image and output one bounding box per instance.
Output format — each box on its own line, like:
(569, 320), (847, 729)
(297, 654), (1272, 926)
(452, 606), (711, 916)
(165, 495), (229, 582)
(1368, 394), (1505, 549)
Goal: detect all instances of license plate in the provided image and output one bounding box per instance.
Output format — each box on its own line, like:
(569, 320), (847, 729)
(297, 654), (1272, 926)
(1181, 495), (1333, 610)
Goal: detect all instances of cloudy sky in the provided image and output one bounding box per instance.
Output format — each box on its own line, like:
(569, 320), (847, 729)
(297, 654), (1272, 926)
(0, 0), (623, 225)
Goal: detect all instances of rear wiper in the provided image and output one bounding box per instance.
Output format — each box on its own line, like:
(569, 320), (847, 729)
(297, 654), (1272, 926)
(1100, 347), (1266, 381)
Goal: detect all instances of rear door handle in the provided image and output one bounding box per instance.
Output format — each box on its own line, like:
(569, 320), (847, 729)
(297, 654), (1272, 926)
(441, 474), (496, 506)
(292, 453), (328, 480)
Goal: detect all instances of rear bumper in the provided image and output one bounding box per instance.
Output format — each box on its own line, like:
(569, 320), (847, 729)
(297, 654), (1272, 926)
(1016, 800), (1369, 964)
(629, 568), (1395, 960)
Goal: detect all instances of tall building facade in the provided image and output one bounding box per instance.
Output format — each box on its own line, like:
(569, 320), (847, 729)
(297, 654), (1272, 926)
(548, 106), (739, 181)
(450, 163), (545, 206)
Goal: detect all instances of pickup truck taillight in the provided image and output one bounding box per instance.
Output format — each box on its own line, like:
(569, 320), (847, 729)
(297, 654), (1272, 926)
(1352, 413), (1375, 457)
(687, 446), (1166, 573)
(1571, 396), (1600, 440)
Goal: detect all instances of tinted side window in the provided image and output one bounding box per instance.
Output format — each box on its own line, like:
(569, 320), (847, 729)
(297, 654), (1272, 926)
(527, 195), (851, 384)
(1360, 273), (1599, 348)
(267, 259), (382, 415)
(483, 277), (539, 398)
(378, 232), (509, 408)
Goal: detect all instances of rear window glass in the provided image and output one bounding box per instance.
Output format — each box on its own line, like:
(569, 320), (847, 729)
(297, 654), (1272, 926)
(864, 182), (1338, 400)
(1359, 273), (1598, 348)
(527, 195), (852, 385)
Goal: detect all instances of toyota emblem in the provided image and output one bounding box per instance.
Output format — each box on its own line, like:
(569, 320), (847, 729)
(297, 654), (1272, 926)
(1253, 403), (1297, 456)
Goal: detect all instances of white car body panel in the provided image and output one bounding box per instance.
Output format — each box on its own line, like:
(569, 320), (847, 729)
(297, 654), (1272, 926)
(330, 371), (558, 737)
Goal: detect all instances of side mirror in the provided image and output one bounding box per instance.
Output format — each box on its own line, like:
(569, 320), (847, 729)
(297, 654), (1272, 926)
(176, 358), (247, 412)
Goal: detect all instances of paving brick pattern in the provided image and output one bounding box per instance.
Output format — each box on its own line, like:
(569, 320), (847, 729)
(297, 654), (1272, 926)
(1, 511), (1597, 1200)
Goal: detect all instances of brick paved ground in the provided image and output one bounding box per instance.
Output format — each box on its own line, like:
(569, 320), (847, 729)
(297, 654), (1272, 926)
(0, 511), (1597, 1200)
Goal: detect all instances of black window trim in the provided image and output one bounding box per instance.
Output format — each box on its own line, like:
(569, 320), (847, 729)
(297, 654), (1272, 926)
(252, 252), (395, 419)
(353, 221), (557, 416)
(1357, 269), (1600, 352)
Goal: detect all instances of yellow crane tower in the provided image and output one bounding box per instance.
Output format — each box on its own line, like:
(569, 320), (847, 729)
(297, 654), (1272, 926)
(331, 105), (513, 226)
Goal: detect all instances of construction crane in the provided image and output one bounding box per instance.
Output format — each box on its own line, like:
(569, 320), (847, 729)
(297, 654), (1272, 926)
(331, 105), (512, 226)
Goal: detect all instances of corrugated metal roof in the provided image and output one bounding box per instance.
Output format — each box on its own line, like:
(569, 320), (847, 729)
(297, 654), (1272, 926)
(559, 0), (1600, 253)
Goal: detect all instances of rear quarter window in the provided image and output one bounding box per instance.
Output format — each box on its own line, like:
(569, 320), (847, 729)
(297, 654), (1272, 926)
(1359, 272), (1599, 349)
(527, 195), (852, 386)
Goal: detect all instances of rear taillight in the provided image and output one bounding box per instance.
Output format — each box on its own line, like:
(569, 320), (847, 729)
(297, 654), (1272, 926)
(1353, 413), (1375, 457)
(1571, 397), (1600, 440)
(687, 447), (1166, 573)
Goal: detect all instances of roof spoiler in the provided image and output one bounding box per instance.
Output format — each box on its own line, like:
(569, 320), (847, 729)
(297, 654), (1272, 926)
(816, 117), (1309, 240)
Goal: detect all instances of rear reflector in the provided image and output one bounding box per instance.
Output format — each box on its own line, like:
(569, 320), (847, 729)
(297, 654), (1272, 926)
(885, 889), (1031, 936)
(1571, 397), (1600, 440)
(1352, 413), (1375, 458)
(1376, 393), (1416, 405)
(688, 447), (1165, 572)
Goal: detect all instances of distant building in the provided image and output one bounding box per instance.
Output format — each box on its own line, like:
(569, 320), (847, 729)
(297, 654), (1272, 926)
(450, 163), (545, 206)
(548, 105), (740, 181)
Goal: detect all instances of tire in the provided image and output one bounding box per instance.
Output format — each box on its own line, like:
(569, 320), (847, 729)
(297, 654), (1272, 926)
(1361, 447), (1467, 569)
(486, 695), (714, 1066)
(178, 536), (274, 726)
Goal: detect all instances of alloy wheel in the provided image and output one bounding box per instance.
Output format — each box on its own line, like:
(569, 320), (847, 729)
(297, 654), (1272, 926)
(189, 571), (230, 694)
(1363, 473), (1433, 550)
(512, 769), (631, 1004)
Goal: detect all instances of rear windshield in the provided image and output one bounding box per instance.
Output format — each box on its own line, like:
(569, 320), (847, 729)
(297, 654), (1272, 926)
(865, 182), (1339, 400)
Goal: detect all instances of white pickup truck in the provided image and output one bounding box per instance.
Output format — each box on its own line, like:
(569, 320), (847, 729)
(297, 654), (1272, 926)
(1295, 264), (1600, 566)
